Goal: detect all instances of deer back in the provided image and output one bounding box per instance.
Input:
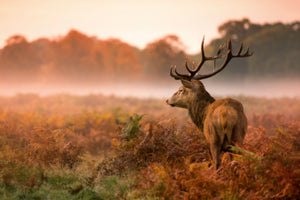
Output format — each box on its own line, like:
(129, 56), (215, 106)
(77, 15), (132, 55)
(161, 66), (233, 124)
(204, 98), (247, 146)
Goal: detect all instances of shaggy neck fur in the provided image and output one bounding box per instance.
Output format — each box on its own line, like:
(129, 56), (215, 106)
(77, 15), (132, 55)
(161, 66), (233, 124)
(188, 91), (215, 131)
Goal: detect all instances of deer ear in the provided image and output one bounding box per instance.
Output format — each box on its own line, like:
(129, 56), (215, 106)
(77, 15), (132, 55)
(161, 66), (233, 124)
(180, 79), (193, 88)
(191, 79), (205, 90)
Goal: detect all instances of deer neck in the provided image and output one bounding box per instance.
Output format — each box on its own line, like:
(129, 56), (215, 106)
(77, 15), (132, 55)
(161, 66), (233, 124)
(188, 92), (215, 131)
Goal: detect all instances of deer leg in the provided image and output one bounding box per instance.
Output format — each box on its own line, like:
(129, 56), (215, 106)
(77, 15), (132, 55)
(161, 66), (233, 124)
(210, 143), (221, 170)
(212, 124), (227, 170)
(221, 134), (233, 161)
(210, 135), (223, 170)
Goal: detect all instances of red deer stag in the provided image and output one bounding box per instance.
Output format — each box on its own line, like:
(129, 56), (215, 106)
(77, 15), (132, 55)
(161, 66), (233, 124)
(166, 38), (253, 169)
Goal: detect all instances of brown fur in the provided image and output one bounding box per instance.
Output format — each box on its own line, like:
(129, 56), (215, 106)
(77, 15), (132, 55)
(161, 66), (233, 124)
(166, 79), (247, 169)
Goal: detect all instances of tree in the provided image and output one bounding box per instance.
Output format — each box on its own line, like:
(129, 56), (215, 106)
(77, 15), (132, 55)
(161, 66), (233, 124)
(94, 39), (143, 82)
(51, 30), (97, 81)
(205, 19), (300, 80)
(141, 35), (186, 81)
(246, 22), (300, 78)
(0, 35), (41, 81)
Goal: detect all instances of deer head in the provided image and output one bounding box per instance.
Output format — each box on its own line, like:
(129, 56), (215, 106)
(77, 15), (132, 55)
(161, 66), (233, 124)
(166, 37), (253, 109)
(166, 79), (209, 108)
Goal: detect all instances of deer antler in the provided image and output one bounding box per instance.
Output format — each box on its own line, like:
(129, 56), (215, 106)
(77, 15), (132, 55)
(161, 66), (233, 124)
(170, 37), (253, 81)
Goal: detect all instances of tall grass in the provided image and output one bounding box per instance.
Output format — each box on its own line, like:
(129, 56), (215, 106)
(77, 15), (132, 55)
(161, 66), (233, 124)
(0, 94), (299, 199)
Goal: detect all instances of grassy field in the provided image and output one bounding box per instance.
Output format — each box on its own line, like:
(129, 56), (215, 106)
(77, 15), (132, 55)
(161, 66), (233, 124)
(0, 94), (299, 199)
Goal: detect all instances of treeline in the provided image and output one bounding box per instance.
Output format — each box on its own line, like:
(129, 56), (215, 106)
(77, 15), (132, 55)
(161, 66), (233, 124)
(205, 18), (300, 81)
(0, 18), (299, 85)
(0, 31), (186, 84)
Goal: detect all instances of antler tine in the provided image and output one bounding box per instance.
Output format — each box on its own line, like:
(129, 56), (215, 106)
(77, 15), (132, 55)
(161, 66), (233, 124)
(236, 45), (253, 57)
(193, 52), (232, 80)
(193, 36), (206, 73)
(241, 46), (249, 56)
(169, 65), (177, 79)
(169, 65), (180, 80)
(217, 43), (226, 56)
(240, 46), (253, 57)
(185, 60), (194, 74)
(174, 66), (191, 79)
(169, 36), (253, 81)
(236, 42), (243, 55)
(214, 43), (226, 71)
(170, 65), (192, 80)
(192, 38), (253, 80)
(232, 41), (253, 57)
(227, 37), (232, 52)
(169, 37), (207, 81)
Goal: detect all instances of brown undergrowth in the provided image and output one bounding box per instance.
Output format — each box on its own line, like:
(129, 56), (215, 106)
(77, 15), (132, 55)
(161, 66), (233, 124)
(0, 94), (299, 199)
(98, 114), (300, 199)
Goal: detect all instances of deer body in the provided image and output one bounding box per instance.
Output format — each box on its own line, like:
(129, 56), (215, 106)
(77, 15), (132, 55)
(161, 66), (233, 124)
(166, 38), (252, 169)
(204, 97), (247, 169)
(167, 80), (247, 169)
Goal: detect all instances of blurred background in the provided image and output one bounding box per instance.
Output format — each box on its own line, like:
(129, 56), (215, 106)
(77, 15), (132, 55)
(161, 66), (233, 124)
(0, 0), (299, 98)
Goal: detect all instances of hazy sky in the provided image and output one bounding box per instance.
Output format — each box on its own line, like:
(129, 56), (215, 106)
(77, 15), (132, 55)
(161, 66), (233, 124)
(1, 0), (299, 53)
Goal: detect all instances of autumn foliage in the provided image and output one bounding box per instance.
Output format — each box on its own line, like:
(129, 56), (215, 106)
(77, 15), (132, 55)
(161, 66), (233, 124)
(1, 19), (299, 88)
(0, 94), (299, 199)
(104, 114), (300, 199)
(0, 31), (185, 85)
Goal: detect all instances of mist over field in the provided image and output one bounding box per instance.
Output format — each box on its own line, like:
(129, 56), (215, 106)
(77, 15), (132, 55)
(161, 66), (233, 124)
(0, 19), (299, 99)
(1, 79), (300, 98)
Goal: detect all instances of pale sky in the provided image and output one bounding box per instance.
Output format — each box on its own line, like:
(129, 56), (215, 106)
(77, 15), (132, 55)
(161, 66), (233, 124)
(0, 0), (299, 53)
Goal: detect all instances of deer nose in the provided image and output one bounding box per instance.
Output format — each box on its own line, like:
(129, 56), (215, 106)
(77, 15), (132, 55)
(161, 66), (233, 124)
(166, 99), (169, 104)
